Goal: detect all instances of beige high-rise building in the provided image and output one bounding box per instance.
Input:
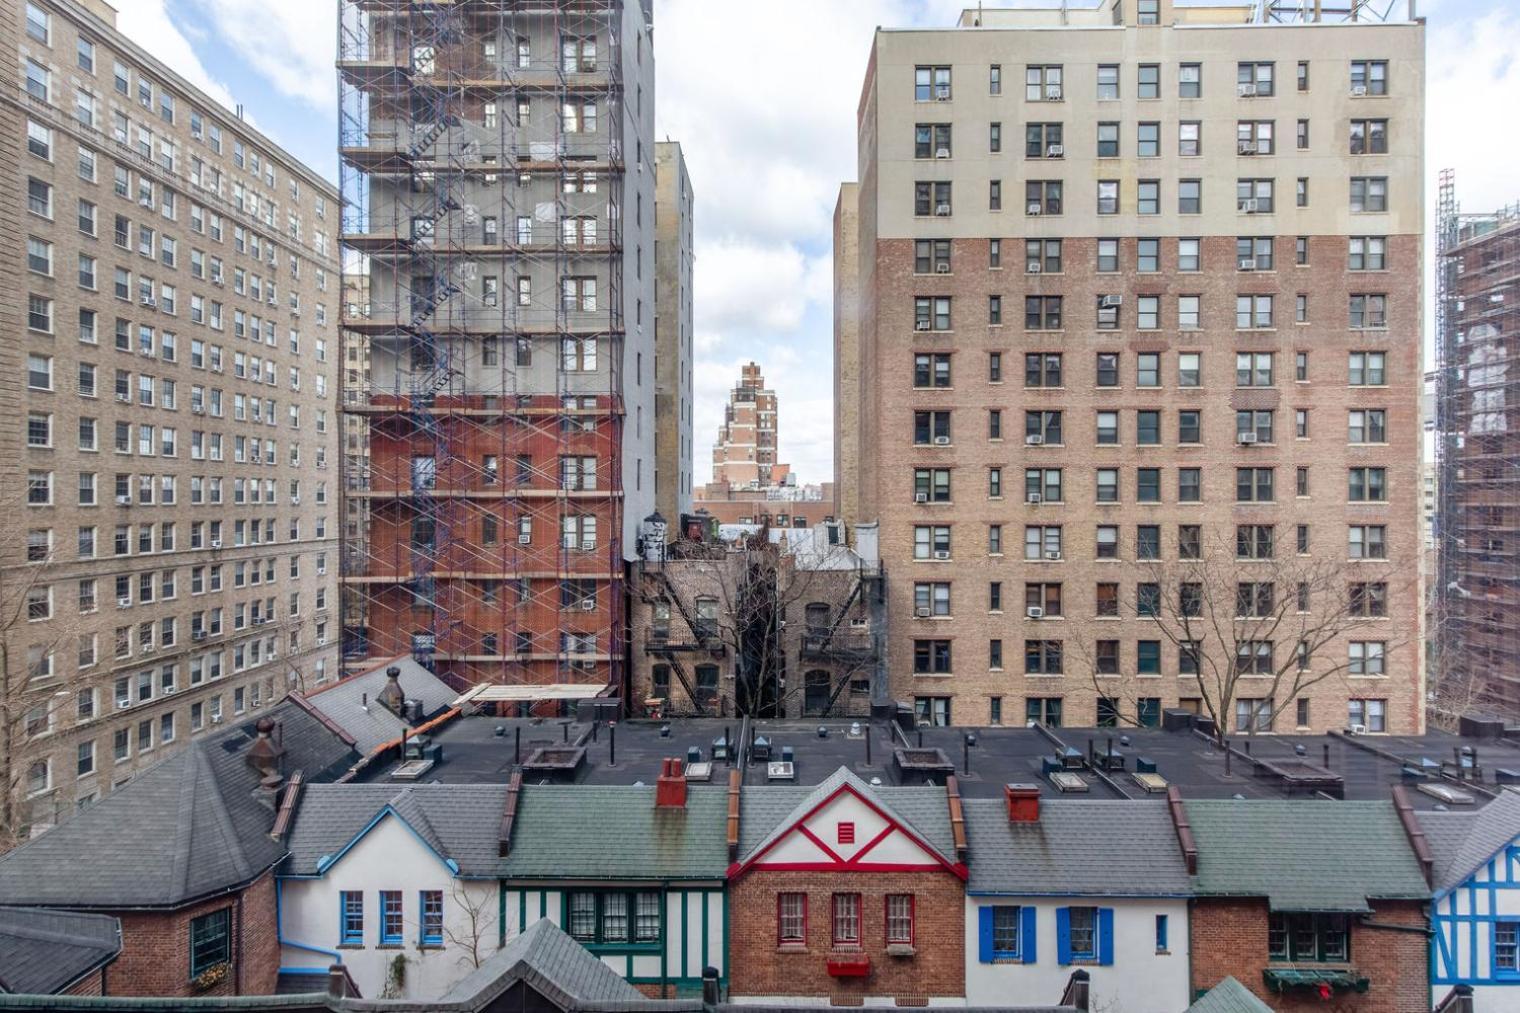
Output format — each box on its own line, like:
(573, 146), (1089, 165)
(0, 0), (341, 838)
(837, 0), (1424, 733)
(654, 140), (694, 524)
(711, 362), (784, 489)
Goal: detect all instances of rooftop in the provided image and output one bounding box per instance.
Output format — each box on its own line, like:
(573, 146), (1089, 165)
(362, 711), (1520, 813)
(0, 908), (120, 995)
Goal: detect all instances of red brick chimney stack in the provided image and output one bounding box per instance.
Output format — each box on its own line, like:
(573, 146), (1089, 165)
(656, 758), (687, 808)
(1005, 783), (1041, 823)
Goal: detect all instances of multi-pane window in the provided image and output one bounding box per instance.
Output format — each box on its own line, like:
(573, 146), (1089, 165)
(1236, 295), (1274, 329)
(1350, 177), (1388, 212)
(913, 352), (951, 388)
(1237, 61), (1275, 96)
(1349, 119), (1388, 155)
(1178, 121), (1201, 157)
(1349, 236), (1387, 270)
(1237, 120), (1274, 155)
(421, 891), (444, 945)
(914, 181), (953, 217)
(1350, 60), (1388, 96)
(1236, 410), (1274, 444)
(914, 123), (953, 159)
(340, 891), (364, 944)
(1026, 123), (1064, 158)
(914, 526), (951, 560)
(1348, 410), (1386, 444)
(832, 894), (861, 945)
(915, 296), (951, 331)
(1179, 63), (1202, 98)
(778, 893), (806, 944)
(1097, 180), (1119, 215)
(913, 468), (951, 503)
(914, 583), (951, 617)
(1237, 237), (1273, 271)
(1025, 526), (1062, 561)
(1026, 180), (1062, 215)
(1137, 238), (1160, 272)
(190, 908), (232, 977)
(1025, 296), (1062, 329)
(914, 640), (952, 674)
(1348, 525), (1387, 559)
(1025, 469), (1062, 502)
(1268, 913), (1350, 962)
(1026, 65), (1063, 101)
(1025, 639), (1063, 675)
(1026, 353), (1062, 388)
(914, 239), (951, 274)
(886, 895), (914, 945)
(380, 891), (404, 944)
(1349, 641), (1386, 676)
(1237, 178), (1274, 213)
(1349, 294), (1387, 328)
(1350, 582), (1388, 618)
(1349, 352), (1387, 386)
(1178, 180), (1202, 214)
(1237, 469), (1275, 503)
(1026, 239), (1062, 273)
(1096, 65), (1119, 100)
(915, 65), (952, 102)
(1348, 699), (1387, 732)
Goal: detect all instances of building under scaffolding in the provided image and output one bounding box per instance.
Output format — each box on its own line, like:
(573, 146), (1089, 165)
(337, 0), (656, 703)
(1434, 170), (1520, 719)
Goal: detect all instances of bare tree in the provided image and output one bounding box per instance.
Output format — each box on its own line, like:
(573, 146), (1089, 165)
(445, 880), (499, 971)
(0, 551), (69, 851)
(1074, 530), (1412, 744)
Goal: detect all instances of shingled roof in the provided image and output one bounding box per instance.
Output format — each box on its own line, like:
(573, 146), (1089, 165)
(441, 918), (645, 1007)
(1418, 788), (1520, 894)
(1185, 977), (1273, 1013)
(1184, 799), (1429, 912)
(963, 799), (1191, 897)
(0, 908), (120, 994)
(301, 657), (457, 755)
(0, 701), (358, 908)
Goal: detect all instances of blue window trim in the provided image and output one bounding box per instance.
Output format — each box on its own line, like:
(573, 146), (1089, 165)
(380, 891), (404, 945)
(420, 890), (444, 945)
(1495, 919), (1520, 980)
(978, 904), (1037, 964)
(1156, 913), (1169, 952)
(339, 891), (363, 946)
(990, 905), (1021, 960)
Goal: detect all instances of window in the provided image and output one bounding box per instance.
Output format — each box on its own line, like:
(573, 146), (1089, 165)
(990, 64), (1002, 95)
(1137, 354), (1160, 387)
(1178, 179), (1201, 214)
(1179, 354), (1201, 387)
(1238, 61), (1275, 96)
(340, 891), (363, 945)
(380, 891), (403, 944)
(1178, 238), (1201, 271)
(913, 468), (951, 503)
(1350, 177), (1388, 213)
(1349, 119), (1388, 155)
(1349, 467), (1387, 503)
(914, 583), (951, 617)
(1025, 296), (1062, 330)
(1097, 180), (1119, 215)
(1297, 119), (1309, 150)
(1097, 65), (1119, 100)
(1027, 697), (1063, 727)
(189, 908), (231, 977)
(914, 123), (953, 159)
(914, 240), (951, 275)
(1237, 120), (1274, 155)
(1096, 469), (1119, 503)
(1349, 236), (1386, 271)
(1026, 65), (1063, 101)
(886, 895), (914, 945)
(420, 891), (444, 945)
(1236, 697), (1274, 732)
(1349, 641), (1386, 677)
(1097, 122), (1119, 158)
(1495, 921), (1518, 973)
(1179, 63), (1202, 98)
(914, 525), (951, 560)
(1237, 237), (1274, 271)
(1026, 468), (1062, 503)
(778, 893), (806, 944)
(1064, 907), (1098, 961)
(1026, 180), (1062, 215)
(1268, 913), (1349, 962)
(1137, 180), (1160, 215)
(1349, 352), (1387, 386)
(1348, 410), (1387, 444)
(1237, 178), (1274, 214)
(832, 893), (861, 946)
(1350, 582), (1388, 618)
(1350, 60), (1388, 95)
(986, 906), (1029, 961)
(1237, 469), (1275, 503)
(1236, 295), (1274, 329)
(1025, 640), (1063, 675)
(1349, 294), (1387, 329)
(1026, 353), (1062, 388)
(913, 352), (951, 388)
(1237, 410), (1274, 444)
(914, 296), (951, 331)
(914, 639), (952, 674)
(1138, 63), (1159, 97)
(566, 891), (662, 944)
(1348, 525), (1387, 559)
(914, 65), (952, 102)
(1026, 123), (1063, 159)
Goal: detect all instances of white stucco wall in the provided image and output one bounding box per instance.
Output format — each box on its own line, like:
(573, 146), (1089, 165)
(278, 813), (500, 999)
(963, 897), (1189, 1013)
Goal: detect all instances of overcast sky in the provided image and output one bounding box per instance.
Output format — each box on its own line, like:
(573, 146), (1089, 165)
(115, 0), (1520, 486)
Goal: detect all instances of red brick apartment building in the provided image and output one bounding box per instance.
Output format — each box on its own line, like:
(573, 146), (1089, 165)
(834, 0), (1426, 733)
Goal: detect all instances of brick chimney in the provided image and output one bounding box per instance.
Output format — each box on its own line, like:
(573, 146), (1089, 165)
(1005, 783), (1040, 822)
(376, 665), (406, 716)
(656, 758), (687, 809)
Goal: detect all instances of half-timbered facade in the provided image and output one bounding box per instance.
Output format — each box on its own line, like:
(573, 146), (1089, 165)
(726, 767), (968, 1003)
(1422, 791), (1520, 1004)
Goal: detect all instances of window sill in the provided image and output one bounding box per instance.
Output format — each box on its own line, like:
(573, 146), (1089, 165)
(336, 943), (364, 951)
(376, 943), (405, 950)
(776, 943), (808, 954)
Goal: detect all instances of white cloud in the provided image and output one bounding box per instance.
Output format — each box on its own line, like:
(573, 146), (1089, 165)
(112, 0), (239, 113)
(192, 0), (336, 109)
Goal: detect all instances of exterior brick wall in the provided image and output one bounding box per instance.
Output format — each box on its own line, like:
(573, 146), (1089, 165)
(728, 870), (965, 1001)
(63, 969), (107, 996)
(102, 870), (278, 997)
(1190, 898), (1428, 1013)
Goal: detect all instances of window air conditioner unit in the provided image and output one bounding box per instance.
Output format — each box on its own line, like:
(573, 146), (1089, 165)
(1101, 295), (1122, 308)
(934, 204), (951, 217)
(142, 643), (154, 654)
(1238, 141), (1257, 155)
(142, 296), (156, 308)
(1047, 145), (1064, 158)
(935, 263), (951, 274)
(1239, 258), (1256, 271)
(934, 87), (951, 101)
(115, 393), (131, 403)
(1239, 432), (1260, 444)
(1348, 723), (1367, 734)
(192, 405), (204, 415)
(1029, 262), (1042, 274)
(915, 320), (932, 331)
(193, 630), (206, 641)
(1026, 606), (1045, 619)
(1241, 199), (1259, 213)
(1027, 203), (1042, 216)
(290, 497), (300, 506)
(914, 607), (931, 618)
(518, 533), (531, 544)
(914, 492), (929, 503)
(934, 148), (950, 159)
(933, 435), (951, 446)
(1351, 85), (1367, 97)
(1027, 493), (1043, 504)
(117, 699), (132, 710)
(580, 598), (596, 611)
(1238, 82), (1257, 97)
(580, 538), (596, 551)
(1045, 550), (1062, 561)
(1026, 435), (1044, 446)
(211, 714), (223, 724)
(933, 550), (951, 560)
(117, 597), (131, 608)
(116, 494), (131, 506)
(210, 539), (222, 549)
(140, 196), (154, 208)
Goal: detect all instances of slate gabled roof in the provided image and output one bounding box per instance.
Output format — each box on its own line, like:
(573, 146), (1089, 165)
(302, 657), (457, 754)
(1184, 799), (1430, 912)
(1418, 788), (1520, 894)
(0, 908), (120, 994)
(0, 701), (359, 908)
(282, 784), (510, 878)
(500, 784), (729, 880)
(962, 799), (1190, 896)
(441, 918), (645, 1007)
(1185, 977), (1273, 1013)
(735, 766), (956, 866)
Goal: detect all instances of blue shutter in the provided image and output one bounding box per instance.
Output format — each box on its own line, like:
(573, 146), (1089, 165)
(1056, 907), (1072, 965)
(1021, 905), (1038, 963)
(1098, 907), (1115, 966)
(978, 905), (995, 963)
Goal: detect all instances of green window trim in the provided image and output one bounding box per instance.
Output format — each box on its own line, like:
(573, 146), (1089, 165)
(564, 889), (663, 948)
(189, 907), (232, 978)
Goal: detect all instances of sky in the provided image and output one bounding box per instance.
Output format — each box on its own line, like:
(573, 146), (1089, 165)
(114, 0), (1520, 487)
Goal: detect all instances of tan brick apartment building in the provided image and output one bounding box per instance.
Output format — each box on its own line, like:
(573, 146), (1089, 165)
(0, 0), (340, 838)
(836, 0), (1425, 733)
(710, 362), (783, 489)
(654, 140), (694, 525)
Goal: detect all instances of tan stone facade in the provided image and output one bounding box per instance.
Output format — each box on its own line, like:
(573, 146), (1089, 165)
(2, 0), (340, 837)
(837, 1), (1425, 732)
(653, 141), (694, 526)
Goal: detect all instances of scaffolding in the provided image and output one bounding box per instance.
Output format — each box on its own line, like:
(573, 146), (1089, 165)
(1433, 169), (1520, 719)
(337, 0), (632, 704)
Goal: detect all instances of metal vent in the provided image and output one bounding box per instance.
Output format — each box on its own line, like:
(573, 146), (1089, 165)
(1049, 771), (1089, 793)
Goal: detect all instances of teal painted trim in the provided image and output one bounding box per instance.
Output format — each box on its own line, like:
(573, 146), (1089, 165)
(540, 890), (547, 921)
(679, 889), (689, 980)
(701, 891), (709, 976)
(519, 890), (527, 936)
(659, 884), (669, 995)
(721, 892), (729, 981)
(498, 883), (506, 948)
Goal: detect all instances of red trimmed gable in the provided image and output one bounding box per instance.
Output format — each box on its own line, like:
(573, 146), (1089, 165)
(731, 781), (967, 880)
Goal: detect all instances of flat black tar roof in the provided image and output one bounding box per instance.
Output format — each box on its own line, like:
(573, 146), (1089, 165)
(360, 713), (1519, 811)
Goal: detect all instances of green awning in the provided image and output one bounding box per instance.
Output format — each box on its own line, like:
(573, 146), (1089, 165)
(1263, 967), (1370, 994)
